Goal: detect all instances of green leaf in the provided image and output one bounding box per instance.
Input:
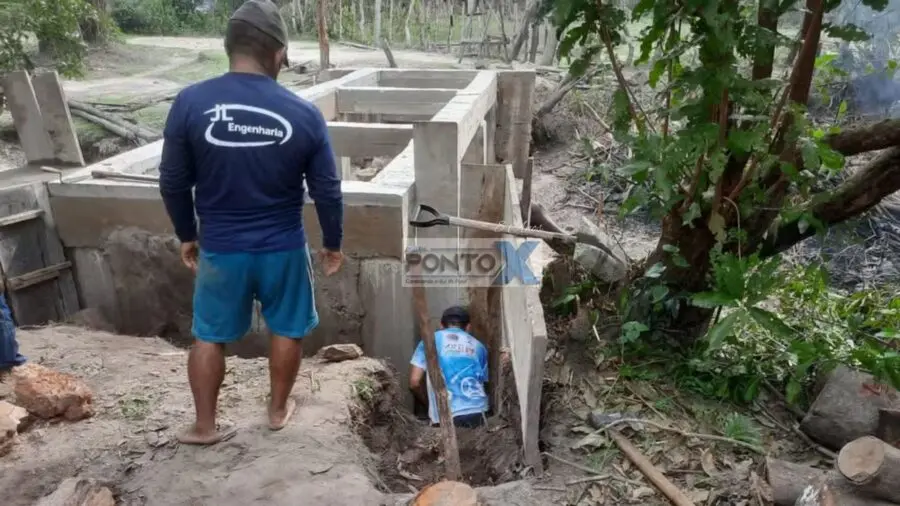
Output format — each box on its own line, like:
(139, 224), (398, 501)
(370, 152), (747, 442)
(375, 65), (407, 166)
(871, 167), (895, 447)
(645, 262), (665, 278)
(649, 58), (667, 88)
(708, 212), (727, 243)
(748, 307), (794, 338)
(692, 291), (738, 308)
(650, 285), (669, 303)
(682, 202), (702, 227)
(785, 377), (802, 404)
(551, 293), (576, 308)
(705, 310), (742, 352)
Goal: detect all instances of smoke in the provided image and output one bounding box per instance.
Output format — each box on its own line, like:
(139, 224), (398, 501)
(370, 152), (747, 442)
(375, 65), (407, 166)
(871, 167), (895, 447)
(824, 0), (900, 118)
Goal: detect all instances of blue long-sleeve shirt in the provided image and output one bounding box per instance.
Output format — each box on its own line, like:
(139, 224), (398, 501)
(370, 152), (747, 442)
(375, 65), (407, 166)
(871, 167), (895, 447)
(159, 72), (343, 253)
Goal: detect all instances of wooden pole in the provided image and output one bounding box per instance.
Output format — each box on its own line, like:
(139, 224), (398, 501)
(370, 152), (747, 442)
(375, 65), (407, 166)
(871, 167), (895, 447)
(317, 0), (330, 68)
(410, 270), (462, 481)
(609, 429), (695, 506)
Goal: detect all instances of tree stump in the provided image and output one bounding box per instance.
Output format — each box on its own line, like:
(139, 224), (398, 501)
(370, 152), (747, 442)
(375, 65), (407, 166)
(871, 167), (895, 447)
(837, 436), (900, 504)
(411, 481), (479, 506)
(766, 457), (828, 506)
(794, 473), (896, 506)
(799, 366), (898, 450)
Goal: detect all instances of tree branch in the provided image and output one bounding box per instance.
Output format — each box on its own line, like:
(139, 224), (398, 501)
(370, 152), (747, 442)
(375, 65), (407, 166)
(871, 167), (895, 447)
(760, 146), (900, 257)
(826, 119), (900, 156)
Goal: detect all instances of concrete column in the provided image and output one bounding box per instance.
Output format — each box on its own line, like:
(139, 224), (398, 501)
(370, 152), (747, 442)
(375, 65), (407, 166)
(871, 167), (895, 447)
(484, 106), (497, 164)
(494, 71), (535, 178)
(360, 258), (416, 407)
(413, 120), (464, 329)
(462, 121), (486, 165)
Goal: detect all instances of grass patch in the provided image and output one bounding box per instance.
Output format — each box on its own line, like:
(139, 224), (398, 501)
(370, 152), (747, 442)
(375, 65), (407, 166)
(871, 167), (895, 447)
(131, 103), (172, 131)
(158, 51), (229, 84)
(118, 395), (152, 420)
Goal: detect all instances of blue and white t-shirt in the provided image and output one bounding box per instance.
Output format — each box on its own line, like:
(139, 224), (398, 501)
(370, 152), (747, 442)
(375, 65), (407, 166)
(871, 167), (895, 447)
(410, 328), (489, 424)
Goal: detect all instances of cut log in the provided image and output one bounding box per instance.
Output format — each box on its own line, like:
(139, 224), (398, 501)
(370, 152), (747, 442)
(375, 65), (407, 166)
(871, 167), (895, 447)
(35, 477), (115, 506)
(799, 366), (899, 451)
(795, 472), (897, 506)
(877, 408), (900, 448)
(766, 457), (828, 506)
(837, 436), (900, 503)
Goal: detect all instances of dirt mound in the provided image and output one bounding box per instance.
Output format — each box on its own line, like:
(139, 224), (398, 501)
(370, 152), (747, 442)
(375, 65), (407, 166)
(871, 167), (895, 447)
(1, 326), (389, 506)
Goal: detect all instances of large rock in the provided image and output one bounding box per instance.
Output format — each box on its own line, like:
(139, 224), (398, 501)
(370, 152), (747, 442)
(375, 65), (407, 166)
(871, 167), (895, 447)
(10, 363), (94, 421)
(318, 344), (364, 363)
(35, 478), (115, 506)
(412, 481), (478, 506)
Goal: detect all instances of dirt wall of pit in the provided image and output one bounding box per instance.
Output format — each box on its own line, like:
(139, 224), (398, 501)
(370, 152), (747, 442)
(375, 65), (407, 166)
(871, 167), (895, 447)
(47, 181), (412, 364)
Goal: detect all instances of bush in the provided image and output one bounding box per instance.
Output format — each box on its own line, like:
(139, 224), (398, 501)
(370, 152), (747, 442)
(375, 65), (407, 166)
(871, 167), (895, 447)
(111, 0), (229, 35)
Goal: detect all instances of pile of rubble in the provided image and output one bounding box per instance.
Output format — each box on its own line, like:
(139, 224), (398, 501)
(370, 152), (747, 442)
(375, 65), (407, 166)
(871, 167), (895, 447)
(1, 363), (112, 506)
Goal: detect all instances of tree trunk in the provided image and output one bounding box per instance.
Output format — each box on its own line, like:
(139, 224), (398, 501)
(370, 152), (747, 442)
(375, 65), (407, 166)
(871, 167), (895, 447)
(338, 0), (343, 39)
(374, 0), (382, 46)
(318, 0), (330, 68)
(358, 0), (366, 41)
(527, 21), (539, 63)
(766, 458), (828, 506)
(507, 0), (540, 62)
(538, 20), (557, 66)
(80, 0), (107, 44)
(404, 0), (415, 45)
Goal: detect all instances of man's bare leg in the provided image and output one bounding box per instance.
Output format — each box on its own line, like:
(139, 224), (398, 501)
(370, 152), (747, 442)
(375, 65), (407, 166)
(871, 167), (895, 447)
(268, 334), (302, 430)
(178, 340), (228, 444)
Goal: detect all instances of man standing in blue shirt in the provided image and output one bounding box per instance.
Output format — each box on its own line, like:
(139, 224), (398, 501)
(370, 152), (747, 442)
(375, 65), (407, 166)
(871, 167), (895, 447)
(159, 0), (343, 445)
(409, 307), (489, 428)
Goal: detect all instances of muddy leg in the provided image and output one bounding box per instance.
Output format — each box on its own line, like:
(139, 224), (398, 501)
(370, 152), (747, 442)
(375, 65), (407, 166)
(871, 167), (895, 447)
(268, 335), (302, 430)
(179, 340), (226, 444)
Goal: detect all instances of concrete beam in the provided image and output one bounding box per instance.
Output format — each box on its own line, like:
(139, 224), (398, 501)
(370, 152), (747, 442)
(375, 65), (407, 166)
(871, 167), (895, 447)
(377, 69), (477, 89)
(48, 180), (409, 258)
(336, 87), (457, 116)
(327, 122), (413, 158)
(299, 68), (379, 120)
(432, 71), (498, 159)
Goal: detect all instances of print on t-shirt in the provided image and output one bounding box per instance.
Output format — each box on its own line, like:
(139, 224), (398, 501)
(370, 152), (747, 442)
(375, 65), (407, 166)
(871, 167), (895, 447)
(204, 103), (294, 148)
(410, 328), (489, 425)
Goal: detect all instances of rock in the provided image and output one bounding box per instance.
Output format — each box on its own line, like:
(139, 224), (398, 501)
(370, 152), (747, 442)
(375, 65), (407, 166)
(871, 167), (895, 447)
(412, 481), (478, 506)
(11, 363), (94, 421)
(318, 344), (364, 363)
(35, 477), (115, 506)
(0, 401), (23, 456)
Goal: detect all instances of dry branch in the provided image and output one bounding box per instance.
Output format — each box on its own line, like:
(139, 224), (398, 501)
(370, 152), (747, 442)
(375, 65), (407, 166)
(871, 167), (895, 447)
(837, 436), (900, 503)
(410, 276), (461, 481)
(68, 100), (158, 140)
(382, 41), (398, 68)
(608, 429), (695, 506)
(826, 119), (900, 156)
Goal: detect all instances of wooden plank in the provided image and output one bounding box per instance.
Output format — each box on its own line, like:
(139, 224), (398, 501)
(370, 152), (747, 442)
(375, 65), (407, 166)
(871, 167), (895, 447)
(2, 71), (54, 165)
(336, 87), (457, 116)
(30, 71), (85, 167)
(0, 209), (43, 228)
(8, 262), (71, 291)
(32, 183), (79, 319)
(0, 186), (59, 325)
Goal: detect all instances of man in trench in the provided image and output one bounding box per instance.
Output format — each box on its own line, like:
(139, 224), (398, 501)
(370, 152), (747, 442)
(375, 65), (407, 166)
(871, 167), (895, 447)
(159, 0), (344, 444)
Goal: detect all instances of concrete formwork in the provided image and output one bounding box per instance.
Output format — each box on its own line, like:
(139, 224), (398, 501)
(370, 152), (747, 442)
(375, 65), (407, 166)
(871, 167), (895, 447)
(30, 67), (544, 470)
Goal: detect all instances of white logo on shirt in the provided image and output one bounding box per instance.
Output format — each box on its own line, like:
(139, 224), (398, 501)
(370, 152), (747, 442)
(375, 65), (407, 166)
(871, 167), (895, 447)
(203, 104), (293, 148)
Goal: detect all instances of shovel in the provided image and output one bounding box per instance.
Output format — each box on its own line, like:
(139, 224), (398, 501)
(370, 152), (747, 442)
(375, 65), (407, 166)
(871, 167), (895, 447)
(409, 203), (629, 282)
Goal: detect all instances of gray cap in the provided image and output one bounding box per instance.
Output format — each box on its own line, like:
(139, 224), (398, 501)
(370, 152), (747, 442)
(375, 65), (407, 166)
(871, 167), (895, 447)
(230, 0), (289, 66)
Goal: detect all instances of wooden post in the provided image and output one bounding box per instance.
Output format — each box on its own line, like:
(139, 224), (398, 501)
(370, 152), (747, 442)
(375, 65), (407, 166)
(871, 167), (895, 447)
(410, 270), (462, 481)
(317, 0), (330, 69)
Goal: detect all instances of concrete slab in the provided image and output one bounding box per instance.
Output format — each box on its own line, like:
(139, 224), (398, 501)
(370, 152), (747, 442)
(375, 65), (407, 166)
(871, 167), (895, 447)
(31, 71), (84, 167)
(3, 71), (54, 165)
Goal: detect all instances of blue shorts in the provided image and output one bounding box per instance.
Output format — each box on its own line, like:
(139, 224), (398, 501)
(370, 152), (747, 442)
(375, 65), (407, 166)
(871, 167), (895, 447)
(192, 247), (318, 343)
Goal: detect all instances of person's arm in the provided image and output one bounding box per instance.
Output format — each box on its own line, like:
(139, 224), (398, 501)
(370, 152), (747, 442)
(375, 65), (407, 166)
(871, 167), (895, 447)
(305, 109), (343, 251)
(409, 341), (428, 405)
(158, 93), (198, 243)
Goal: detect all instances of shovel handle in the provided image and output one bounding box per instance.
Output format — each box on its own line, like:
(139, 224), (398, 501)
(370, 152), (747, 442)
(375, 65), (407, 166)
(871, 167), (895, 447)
(410, 204), (450, 228)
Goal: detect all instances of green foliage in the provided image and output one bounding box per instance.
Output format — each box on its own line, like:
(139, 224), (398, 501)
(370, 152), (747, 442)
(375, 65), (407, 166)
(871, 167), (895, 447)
(112, 0), (230, 35)
(0, 0), (99, 76)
